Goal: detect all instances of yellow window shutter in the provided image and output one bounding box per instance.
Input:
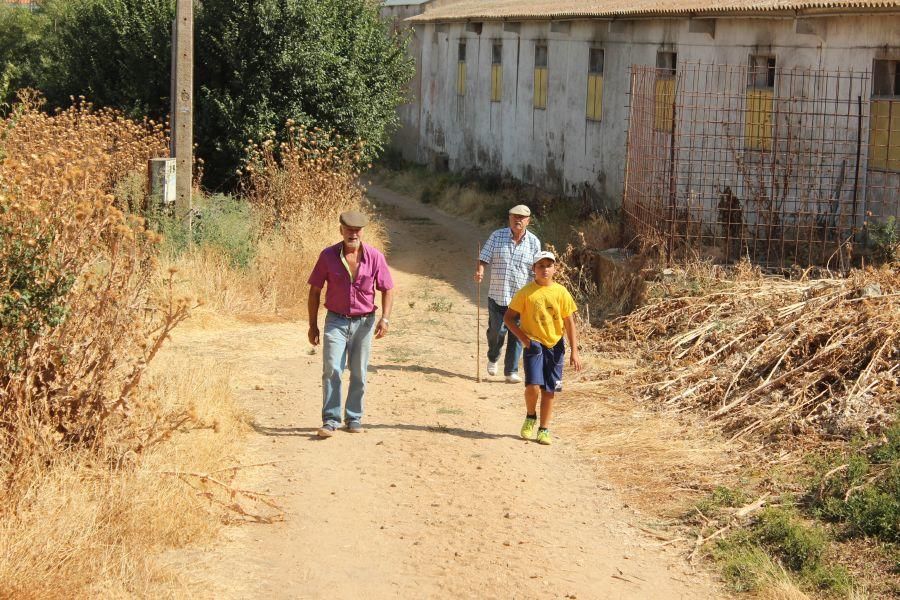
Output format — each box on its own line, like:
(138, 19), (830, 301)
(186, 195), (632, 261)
(654, 78), (675, 132)
(869, 100), (890, 170)
(745, 89), (773, 151)
(491, 64), (502, 102)
(890, 101), (900, 171)
(457, 62), (466, 96)
(534, 67), (547, 109)
(586, 74), (603, 121)
(870, 100), (900, 172)
(595, 76), (603, 120)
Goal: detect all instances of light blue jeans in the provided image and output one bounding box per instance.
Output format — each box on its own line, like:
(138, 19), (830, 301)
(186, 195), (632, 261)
(322, 311), (376, 426)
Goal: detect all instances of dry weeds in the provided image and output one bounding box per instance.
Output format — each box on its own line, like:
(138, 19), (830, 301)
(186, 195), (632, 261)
(0, 94), (253, 597)
(169, 124), (386, 320)
(0, 358), (246, 599)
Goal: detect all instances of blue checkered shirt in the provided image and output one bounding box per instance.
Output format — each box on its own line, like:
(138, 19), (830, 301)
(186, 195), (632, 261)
(479, 228), (541, 306)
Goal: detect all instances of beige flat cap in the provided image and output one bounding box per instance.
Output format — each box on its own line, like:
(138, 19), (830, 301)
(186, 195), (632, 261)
(508, 204), (532, 216)
(339, 211), (369, 228)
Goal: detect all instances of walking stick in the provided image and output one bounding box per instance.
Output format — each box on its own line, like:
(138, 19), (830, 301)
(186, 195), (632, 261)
(476, 241), (481, 384)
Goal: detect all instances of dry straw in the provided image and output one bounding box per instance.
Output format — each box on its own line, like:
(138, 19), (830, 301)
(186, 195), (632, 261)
(596, 261), (899, 442)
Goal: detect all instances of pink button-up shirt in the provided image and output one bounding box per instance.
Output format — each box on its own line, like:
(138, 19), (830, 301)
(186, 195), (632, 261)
(307, 242), (394, 316)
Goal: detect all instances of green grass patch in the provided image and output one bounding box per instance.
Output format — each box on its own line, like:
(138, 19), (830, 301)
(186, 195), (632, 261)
(151, 193), (258, 268)
(712, 508), (855, 596)
(696, 485), (748, 516)
(810, 420), (900, 545)
(427, 298), (453, 313)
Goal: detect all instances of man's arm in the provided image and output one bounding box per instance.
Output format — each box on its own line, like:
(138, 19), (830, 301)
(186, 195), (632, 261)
(308, 286), (322, 345)
(474, 232), (495, 282)
(375, 288), (394, 339)
(563, 315), (582, 372)
(503, 308), (531, 346)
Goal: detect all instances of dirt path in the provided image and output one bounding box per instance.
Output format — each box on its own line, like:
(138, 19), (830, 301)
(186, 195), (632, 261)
(171, 186), (723, 599)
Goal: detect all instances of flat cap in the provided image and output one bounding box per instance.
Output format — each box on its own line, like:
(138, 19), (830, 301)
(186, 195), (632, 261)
(508, 204), (532, 216)
(339, 211), (369, 228)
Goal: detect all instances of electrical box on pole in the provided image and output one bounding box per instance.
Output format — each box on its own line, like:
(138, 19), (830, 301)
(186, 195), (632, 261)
(148, 158), (176, 205)
(174, 0), (193, 221)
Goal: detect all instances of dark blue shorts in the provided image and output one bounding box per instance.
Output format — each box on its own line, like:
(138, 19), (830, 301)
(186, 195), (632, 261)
(522, 338), (565, 392)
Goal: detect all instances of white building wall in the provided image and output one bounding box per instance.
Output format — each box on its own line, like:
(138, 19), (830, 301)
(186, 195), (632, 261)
(409, 14), (900, 208)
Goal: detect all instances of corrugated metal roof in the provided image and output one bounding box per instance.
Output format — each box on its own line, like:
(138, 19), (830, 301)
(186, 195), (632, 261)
(408, 0), (900, 21)
(383, 0), (432, 6)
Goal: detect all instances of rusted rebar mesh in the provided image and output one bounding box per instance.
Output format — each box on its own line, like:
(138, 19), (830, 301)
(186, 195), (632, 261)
(624, 63), (900, 270)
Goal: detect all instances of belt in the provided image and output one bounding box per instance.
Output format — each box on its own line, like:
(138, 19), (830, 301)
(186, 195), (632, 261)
(327, 310), (375, 320)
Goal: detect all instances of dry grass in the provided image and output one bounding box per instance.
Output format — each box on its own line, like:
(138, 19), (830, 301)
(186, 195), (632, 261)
(0, 357), (246, 599)
(557, 355), (738, 516)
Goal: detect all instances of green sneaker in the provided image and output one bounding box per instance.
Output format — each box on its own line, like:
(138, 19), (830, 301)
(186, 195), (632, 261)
(520, 417), (537, 440)
(536, 428), (552, 445)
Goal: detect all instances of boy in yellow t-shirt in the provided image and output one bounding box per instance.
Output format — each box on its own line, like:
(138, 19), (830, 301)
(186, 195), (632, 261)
(503, 251), (582, 445)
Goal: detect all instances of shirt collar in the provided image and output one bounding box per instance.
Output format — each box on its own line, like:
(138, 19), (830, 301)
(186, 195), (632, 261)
(335, 241), (368, 262)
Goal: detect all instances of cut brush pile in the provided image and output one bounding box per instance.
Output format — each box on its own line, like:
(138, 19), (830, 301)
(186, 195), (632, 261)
(597, 264), (899, 442)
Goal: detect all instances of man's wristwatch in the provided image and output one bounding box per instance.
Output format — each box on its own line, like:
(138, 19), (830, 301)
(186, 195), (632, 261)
(381, 317), (389, 324)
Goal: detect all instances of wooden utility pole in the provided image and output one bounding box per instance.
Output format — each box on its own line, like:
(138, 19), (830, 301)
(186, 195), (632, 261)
(173, 0), (193, 220)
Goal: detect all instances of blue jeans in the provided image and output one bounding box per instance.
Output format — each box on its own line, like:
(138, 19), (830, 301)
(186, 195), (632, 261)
(486, 297), (522, 376)
(322, 311), (376, 426)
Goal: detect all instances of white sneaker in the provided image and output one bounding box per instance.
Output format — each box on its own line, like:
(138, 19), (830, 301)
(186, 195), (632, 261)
(506, 373), (522, 384)
(487, 361), (498, 376)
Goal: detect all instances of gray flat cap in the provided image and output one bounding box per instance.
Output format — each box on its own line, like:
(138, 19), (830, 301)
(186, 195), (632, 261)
(339, 211), (369, 228)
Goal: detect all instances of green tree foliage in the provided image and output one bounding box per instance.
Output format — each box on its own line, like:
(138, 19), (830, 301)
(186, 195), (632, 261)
(41, 0), (175, 118)
(21, 0), (413, 187)
(196, 0), (413, 187)
(0, 4), (48, 111)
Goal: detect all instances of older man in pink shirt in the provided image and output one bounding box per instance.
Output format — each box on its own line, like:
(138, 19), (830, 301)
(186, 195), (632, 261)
(307, 211), (394, 437)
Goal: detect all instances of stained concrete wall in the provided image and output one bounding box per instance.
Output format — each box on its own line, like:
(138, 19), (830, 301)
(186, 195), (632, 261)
(406, 15), (900, 209)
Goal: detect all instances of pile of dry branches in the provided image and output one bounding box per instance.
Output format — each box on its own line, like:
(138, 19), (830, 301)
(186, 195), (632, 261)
(598, 263), (899, 441)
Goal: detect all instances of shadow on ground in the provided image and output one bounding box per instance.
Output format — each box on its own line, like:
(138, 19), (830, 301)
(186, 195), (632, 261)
(251, 420), (521, 441)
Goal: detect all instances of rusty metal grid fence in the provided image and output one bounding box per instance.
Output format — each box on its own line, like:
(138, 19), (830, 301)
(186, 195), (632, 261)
(623, 63), (900, 269)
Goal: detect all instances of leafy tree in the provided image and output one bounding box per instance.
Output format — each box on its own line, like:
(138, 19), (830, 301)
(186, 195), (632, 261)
(41, 0), (175, 118)
(0, 4), (49, 111)
(10, 0), (413, 187)
(196, 0), (414, 187)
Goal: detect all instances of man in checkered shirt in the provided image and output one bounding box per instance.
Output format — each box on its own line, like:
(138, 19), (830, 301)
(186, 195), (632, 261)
(474, 205), (541, 383)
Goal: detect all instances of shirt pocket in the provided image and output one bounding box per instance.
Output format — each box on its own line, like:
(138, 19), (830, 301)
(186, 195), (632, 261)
(354, 273), (375, 293)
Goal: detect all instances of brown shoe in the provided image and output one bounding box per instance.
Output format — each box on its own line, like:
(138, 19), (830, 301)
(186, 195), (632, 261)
(317, 423), (336, 438)
(345, 421), (363, 433)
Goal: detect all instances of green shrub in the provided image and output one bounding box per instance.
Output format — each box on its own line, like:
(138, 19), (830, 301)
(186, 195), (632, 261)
(41, 0), (175, 118)
(0, 213), (73, 371)
(152, 193), (257, 268)
(868, 216), (898, 263)
(696, 485), (748, 516)
(713, 510), (854, 596)
(812, 421), (900, 544)
(0, 4), (47, 110)
(754, 508), (827, 572)
(715, 538), (770, 593)
(197, 0), (415, 187)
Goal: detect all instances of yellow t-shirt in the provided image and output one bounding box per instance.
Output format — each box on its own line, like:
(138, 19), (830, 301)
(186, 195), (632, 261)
(508, 281), (577, 348)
